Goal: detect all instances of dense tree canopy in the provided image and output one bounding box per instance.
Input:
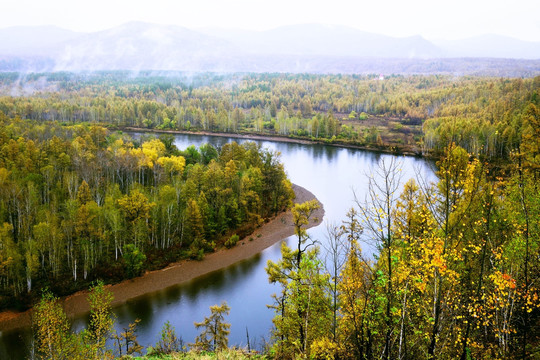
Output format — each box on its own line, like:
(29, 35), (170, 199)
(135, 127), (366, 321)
(0, 119), (293, 308)
(265, 144), (540, 359)
(0, 72), (538, 159)
(1, 71), (538, 359)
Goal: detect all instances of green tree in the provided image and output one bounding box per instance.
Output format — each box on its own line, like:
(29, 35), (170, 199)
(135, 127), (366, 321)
(117, 189), (153, 223)
(87, 281), (115, 358)
(185, 199), (208, 258)
(152, 321), (183, 355)
(112, 319), (144, 357)
(123, 244), (146, 278)
(291, 199), (320, 268)
(34, 290), (71, 360)
(77, 180), (92, 205)
(191, 301), (231, 352)
(266, 200), (331, 359)
(336, 208), (373, 359)
(355, 157), (402, 360)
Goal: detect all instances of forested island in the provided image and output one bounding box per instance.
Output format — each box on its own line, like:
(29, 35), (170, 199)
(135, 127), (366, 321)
(0, 118), (294, 310)
(0, 71), (538, 359)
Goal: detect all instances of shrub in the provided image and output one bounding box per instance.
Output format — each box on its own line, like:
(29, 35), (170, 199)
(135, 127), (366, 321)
(123, 244), (146, 278)
(149, 321), (183, 355)
(225, 234), (239, 249)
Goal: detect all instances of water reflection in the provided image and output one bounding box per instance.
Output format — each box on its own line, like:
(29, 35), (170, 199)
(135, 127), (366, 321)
(0, 328), (33, 360)
(0, 132), (435, 359)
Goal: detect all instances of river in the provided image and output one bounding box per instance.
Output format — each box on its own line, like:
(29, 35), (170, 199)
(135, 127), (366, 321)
(0, 133), (435, 359)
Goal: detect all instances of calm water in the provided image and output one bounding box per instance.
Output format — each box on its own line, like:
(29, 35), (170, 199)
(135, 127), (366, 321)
(0, 134), (435, 359)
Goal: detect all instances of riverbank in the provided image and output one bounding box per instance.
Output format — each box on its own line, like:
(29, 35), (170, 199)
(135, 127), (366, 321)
(0, 184), (324, 333)
(122, 127), (423, 157)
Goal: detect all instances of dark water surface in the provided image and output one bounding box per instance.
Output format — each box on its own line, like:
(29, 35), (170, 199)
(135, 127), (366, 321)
(0, 133), (435, 359)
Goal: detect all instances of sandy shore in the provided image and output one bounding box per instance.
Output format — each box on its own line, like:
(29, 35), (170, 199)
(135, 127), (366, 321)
(0, 184), (323, 333)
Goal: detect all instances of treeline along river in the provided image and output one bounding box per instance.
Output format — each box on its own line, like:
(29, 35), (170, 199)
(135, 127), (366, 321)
(0, 132), (435, 359)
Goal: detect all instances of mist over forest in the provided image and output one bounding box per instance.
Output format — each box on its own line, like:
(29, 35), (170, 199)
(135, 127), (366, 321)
(0, 10), (539, 360)
(1, 22), (539, 76)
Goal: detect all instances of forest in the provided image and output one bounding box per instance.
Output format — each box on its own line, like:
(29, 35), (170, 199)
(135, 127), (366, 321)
(32, 138), (540, 359)
(0, 72), (538, 160)
(0, 118), (293, 309)
(0, 71), (538, 359)
(263, 141), (540, 359)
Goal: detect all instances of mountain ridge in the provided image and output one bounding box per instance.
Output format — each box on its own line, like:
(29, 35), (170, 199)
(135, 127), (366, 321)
(0, 22), (539, 74)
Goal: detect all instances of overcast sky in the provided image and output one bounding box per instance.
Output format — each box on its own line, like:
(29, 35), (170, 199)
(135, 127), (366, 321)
(3, 0), (540, 41)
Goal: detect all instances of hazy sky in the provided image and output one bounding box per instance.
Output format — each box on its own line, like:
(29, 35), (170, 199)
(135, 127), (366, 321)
(3, 0), (540, 41)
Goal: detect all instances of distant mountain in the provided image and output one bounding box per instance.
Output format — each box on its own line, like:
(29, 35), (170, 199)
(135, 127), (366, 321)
(201, 24), (443, 58)
(0, 22), (539, 75)
(0, 25), (81, 55)
(433, 34), (540, 59)
(51, 22), (241, 71)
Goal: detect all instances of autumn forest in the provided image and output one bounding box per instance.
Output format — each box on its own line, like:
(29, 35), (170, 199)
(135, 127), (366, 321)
(0, 72), (538, 359)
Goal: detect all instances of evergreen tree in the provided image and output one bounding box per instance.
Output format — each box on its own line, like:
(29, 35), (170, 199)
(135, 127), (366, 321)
(191, 302), (231, 352)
